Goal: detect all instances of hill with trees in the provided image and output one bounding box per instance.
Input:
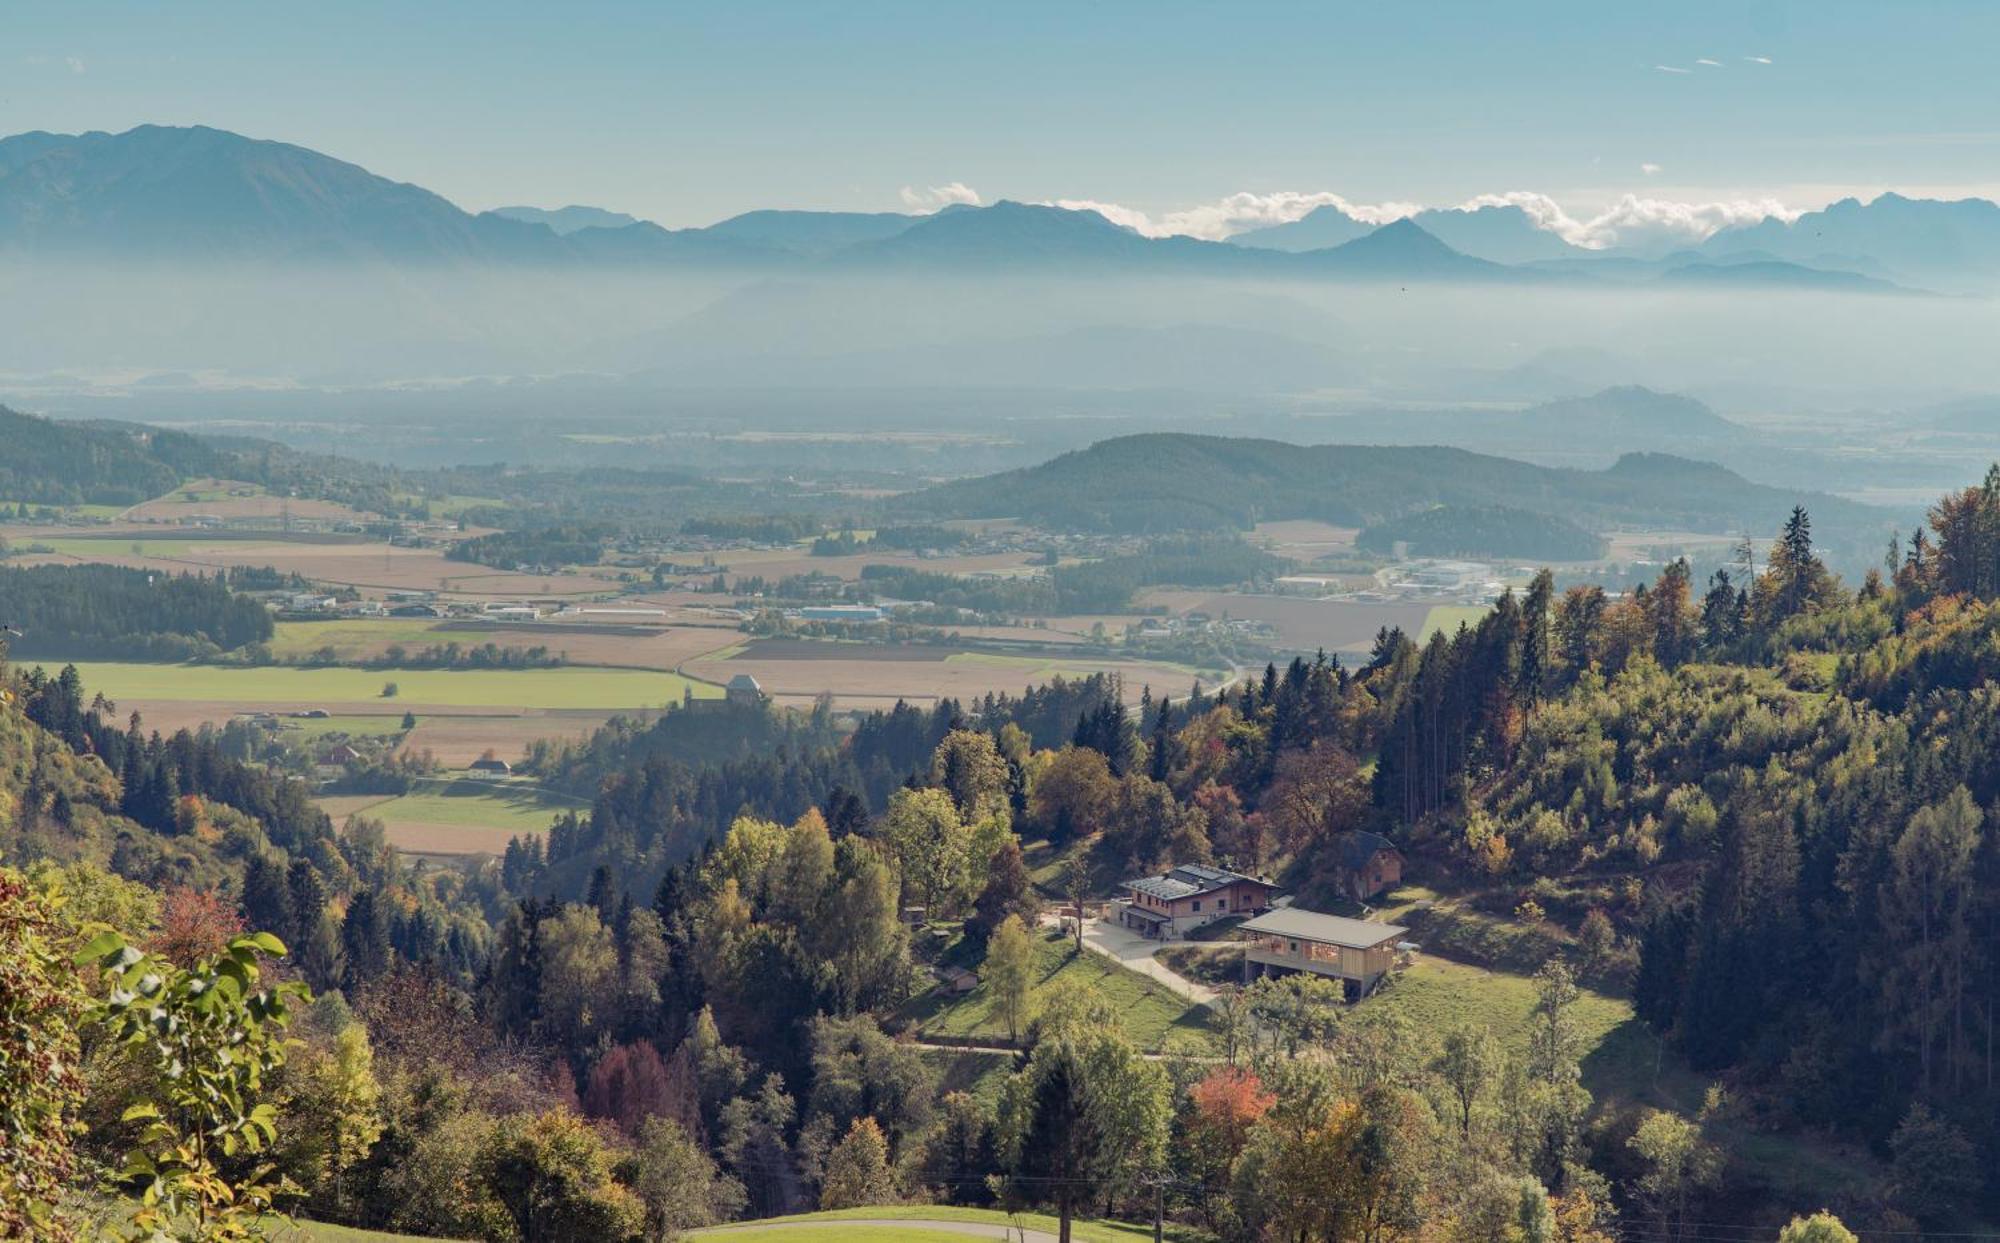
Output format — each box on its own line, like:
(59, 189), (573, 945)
(0, 405), (224, 506)
(899, 433), (1888, 562)
(0, 563), (273, 660)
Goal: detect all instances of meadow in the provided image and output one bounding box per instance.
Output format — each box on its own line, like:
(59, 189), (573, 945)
(318, 776), (589, 854)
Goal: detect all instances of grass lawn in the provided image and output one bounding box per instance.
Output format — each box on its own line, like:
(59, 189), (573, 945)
(355, 776), (589, 832)
(898, 929), (1212, 1052)
(1356, 957), (1632, 1068)
(740, 1206), (1210, 1243)
(41, 660), (717, 711)
(268, 619), (451, 659)
(699, 1228), (987, 1241)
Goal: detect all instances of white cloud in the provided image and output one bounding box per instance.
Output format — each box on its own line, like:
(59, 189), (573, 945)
(898, 182), (981, 212)
(1696, 58), (1722, 67)
(1744, 55), (1773, 64)
(1655, 64), (1693, 74)
(1640, 163), (1663, 176)
(65, 56), (85, 75)
(1039, 190), (1419, 241)
(1452, 190), (1798, 250)
(982, 184), (1802, 252)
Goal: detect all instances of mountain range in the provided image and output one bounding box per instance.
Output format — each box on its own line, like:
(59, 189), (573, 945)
(0, 124), (1969, 292)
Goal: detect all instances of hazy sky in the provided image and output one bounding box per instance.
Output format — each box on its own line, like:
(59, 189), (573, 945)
(9, 1), (2000, 234)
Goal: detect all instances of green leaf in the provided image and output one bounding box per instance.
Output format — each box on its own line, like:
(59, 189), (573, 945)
(239, 931), (288, 957)
(76, 929), (125, 964)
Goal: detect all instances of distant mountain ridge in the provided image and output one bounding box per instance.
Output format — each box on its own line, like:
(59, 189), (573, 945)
(1237, 202), (1588, 264)
(0, 125), (1977, 291)
(489, 204), (639, 234)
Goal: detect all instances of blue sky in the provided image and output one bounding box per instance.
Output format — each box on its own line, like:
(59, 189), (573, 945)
(8, 1), (1999, 238)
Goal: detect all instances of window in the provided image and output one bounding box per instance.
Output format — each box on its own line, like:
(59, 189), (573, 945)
(1289, 941), (1300, 953)
(1192, 900), (1201, 911)
(1218, 897), (1228, 910)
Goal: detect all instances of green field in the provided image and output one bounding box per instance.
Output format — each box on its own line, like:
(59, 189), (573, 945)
(898, 928), (1212, 1052)
(37, 536), (264, 559)
(41, 661), (717, 711)
(357, 776), (589, 832)
(269, 618), (452, 659)
(1419, 604), (1491, 641)
(0, 499), (128, 520)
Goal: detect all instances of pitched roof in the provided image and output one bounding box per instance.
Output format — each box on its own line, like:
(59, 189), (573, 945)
(1121, 863), (1274, 902)
(1339, 830), (1400, 872)
(726, 673), (762, 691)
(1239, 907), (1406, 949)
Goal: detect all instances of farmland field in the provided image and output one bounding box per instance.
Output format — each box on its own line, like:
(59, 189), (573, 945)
(319, 776), (587, 854)
(4, 526), (626, 599)
(1418, 604), (1490, 640)
(269, 617), (743, 670)
(37, 661), (715, 711)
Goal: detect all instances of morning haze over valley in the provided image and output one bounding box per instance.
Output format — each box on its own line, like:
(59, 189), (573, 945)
(5, 5), (2000, 1242)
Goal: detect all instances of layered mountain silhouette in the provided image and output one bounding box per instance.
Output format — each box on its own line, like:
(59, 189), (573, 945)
(0, 125), (1976, 292)
(1701, 193), (2000, 290)
(489, 205), (638, 234)
(1236, 202), (1587, 264)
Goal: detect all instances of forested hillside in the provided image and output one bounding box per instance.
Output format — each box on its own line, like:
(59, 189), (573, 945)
(0, 563), (274, 659)
(898, 434), (1890, 565)
(11, 473), (2000, 1240)
(0, 405), (224, 505)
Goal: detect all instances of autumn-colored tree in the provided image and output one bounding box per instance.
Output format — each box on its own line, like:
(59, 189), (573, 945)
(149, 885), (245, 967)
(818, 1115), (897, 1210)
(583, 1040), (679, 1136)
(1179, 1066), (1275, 1228)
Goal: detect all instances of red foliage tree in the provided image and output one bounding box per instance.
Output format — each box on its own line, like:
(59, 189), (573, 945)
(582, 1040), (700, 1138)
(149, 886), (245, 967)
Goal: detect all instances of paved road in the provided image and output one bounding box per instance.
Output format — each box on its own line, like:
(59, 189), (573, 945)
(693, 1219), (1060, 1242)
(1078, 914), (1221, 1007)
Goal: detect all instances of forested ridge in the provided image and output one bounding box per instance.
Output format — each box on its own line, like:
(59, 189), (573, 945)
(10, 472), (2000, 1239)
(0, 405), (225, 506)
(0, 562), (274, 659)
(897, 434), (1890, 564)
